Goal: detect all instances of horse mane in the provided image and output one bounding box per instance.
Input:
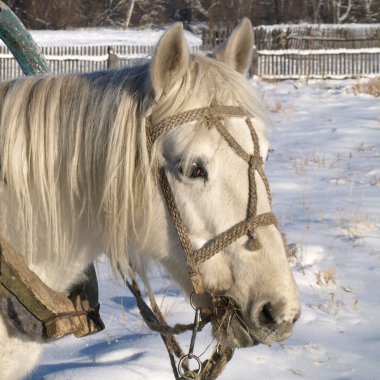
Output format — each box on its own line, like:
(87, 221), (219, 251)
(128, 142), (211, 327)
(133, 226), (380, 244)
(0, 53), (267, 270)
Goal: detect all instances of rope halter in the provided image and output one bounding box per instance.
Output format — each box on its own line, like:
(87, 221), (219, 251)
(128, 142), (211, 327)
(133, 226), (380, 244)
(147, 105), (277, 296)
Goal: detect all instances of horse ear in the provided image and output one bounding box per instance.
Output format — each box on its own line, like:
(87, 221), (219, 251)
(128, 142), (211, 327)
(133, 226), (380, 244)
(151, 23), (190, 96)
(216, 18), (254, 75)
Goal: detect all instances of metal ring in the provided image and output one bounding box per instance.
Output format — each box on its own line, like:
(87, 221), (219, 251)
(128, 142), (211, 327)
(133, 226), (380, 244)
(190, 290), (214, 310)
(215, 342), (222, 355)
(178, 354), (202, 379)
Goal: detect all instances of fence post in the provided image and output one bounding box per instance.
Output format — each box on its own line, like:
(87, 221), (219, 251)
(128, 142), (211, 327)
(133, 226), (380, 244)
(281, 29), (287, 49)
(307, 26), (312, 49)
(250, 47), (258, 77)
(107, 46), (119, 69)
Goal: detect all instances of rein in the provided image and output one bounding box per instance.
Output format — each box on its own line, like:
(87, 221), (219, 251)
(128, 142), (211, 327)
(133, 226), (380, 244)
(145, 105), (278, 378)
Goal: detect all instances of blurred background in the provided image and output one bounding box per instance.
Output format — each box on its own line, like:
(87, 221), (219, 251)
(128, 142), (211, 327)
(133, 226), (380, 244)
(4, 0), (380, 30)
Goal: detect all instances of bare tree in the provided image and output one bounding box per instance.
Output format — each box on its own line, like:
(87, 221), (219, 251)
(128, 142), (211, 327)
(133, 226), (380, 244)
(191, 0), (222, 17)
(4, 0), (380, 29)
(133, 0), (167, 25)
(310, 0), (324, 22)
(329, 0), (353, 23)
(123, 0), (135, 29)
(89, 0), (130, 27)
(361, 0), (379, 22)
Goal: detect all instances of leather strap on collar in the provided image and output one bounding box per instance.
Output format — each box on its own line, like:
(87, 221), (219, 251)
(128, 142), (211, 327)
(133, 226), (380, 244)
(0, 237), (104, 340)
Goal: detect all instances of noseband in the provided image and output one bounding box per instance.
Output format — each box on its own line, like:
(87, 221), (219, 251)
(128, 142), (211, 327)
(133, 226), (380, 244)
(147, 106), (277, 297)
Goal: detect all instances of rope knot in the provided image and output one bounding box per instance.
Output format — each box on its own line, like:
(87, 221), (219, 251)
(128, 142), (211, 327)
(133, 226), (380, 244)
(249, 155), (264, 170)
(202, 112), (222, 129)
(246, 220), (262, 251)
(245, 231), (262, 251)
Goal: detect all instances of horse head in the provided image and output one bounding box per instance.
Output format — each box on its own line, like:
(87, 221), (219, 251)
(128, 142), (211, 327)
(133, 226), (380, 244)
(140, 19), (301, 348)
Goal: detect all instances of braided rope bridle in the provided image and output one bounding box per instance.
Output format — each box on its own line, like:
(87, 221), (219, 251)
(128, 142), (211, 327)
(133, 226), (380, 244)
(138, 105), (279, 378)
(147, 105), (277, 297)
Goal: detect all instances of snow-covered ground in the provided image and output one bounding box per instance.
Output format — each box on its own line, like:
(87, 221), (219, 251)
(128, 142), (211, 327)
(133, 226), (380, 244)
(27, 28), (202, 48)
(19, 29), (380, 380)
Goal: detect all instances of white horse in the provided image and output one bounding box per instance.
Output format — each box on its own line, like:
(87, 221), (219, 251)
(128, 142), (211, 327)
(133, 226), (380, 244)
(0, 19), (300, 379)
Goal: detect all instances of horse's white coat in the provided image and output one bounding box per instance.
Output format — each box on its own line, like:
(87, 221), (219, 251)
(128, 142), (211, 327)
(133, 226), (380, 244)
(0, 19), (300, 379)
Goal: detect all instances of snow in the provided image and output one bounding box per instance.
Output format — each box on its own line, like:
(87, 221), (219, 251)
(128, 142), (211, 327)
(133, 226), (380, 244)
(259, 47), (380, 55)
(23, 30), (380, 380)
(256, 23), (380, 31)
(23, 27), (202, 48)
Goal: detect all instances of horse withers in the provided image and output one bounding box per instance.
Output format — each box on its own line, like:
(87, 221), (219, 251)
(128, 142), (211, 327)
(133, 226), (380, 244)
(0, 19), (300, 379)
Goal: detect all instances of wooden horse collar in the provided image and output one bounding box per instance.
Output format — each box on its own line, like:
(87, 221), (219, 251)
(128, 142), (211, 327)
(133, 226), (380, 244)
(0, 237), (104, 341)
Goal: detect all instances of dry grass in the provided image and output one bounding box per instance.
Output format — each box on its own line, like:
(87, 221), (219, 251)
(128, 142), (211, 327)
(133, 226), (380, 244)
(337, 213), (375, 244)
(353, 77), (380, 97)
(317, 292), (344, 318)
(315, 269), (336, 287)
(289, 151), (328, 174)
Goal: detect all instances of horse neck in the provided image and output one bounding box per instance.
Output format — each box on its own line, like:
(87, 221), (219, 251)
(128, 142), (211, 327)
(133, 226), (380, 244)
(0, 69), (152, 275)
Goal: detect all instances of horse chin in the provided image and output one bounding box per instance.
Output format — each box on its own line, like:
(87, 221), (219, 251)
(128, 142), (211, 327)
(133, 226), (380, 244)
(212, 316), (259, 348)
(210, 301), (259, 348)
(211, 300), (292, 348)
(213, 314), (295, 348)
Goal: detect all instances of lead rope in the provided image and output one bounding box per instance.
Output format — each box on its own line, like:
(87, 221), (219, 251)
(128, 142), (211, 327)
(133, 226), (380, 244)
(117, 265), (234, 380)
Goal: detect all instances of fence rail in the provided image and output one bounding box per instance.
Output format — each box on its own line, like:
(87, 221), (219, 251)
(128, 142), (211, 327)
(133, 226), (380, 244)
(202, 24), (380, 51)
(203, 24), (380, 78)
(0, 44), (157, 81)
(256, 48), (380, 78)
(254, 25), (380, 50)
(0, 43), (203, 81)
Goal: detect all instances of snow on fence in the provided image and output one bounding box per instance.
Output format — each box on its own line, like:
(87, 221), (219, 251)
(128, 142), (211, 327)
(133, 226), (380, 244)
(255, 48), (380, 79)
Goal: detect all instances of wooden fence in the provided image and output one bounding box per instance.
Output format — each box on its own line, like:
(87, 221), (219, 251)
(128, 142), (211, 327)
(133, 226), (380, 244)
(1, 26), (380, 81)
(253, 25), (380, 50)
(0, 44), (157, 81)
(202, 25), (380, 50)
(256, 48), (380, 79)
(204, 24), (380, 78)
(202, 27), (231, 50)
(0, 43), (203, 81)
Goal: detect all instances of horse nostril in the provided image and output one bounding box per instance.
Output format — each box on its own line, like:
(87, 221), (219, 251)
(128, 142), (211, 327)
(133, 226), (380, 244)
(250, 300), (299, 343)
(292, 312), (301, 324)
(258, 302), (276, 328)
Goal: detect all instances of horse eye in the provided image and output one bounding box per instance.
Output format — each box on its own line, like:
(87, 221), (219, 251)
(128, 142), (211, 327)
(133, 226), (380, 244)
(177, 161), (208, 180)
(189, 162), (207, 179)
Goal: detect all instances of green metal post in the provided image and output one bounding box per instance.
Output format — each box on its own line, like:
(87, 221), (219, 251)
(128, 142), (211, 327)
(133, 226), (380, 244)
(0, 1), (50, 75)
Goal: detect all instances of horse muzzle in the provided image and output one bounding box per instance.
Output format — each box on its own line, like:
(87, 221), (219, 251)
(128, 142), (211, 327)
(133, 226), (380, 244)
(211, 296), (300, 348)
